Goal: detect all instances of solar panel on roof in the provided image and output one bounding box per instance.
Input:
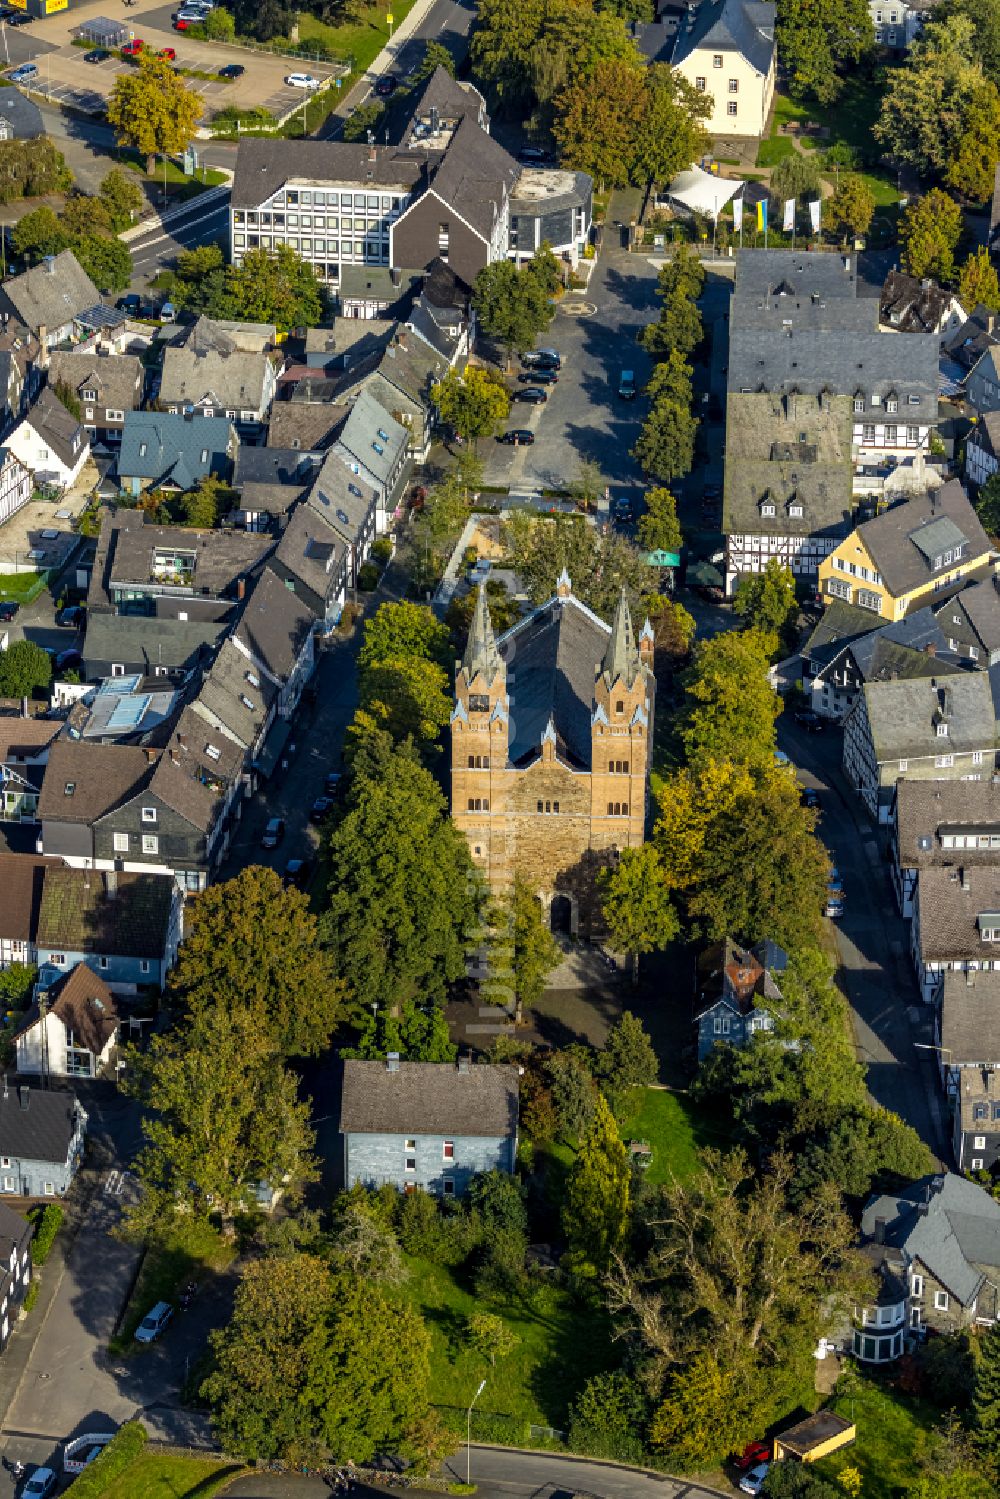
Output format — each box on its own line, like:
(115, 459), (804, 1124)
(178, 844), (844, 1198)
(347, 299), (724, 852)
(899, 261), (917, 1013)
(107, 693), (151, 730)
(75, 304), (123, 331)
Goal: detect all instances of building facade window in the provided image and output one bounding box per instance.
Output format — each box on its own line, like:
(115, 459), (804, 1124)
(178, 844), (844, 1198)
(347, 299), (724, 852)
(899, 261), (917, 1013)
(934, 1290), (949, 1311)
(727, 101), (738, 116)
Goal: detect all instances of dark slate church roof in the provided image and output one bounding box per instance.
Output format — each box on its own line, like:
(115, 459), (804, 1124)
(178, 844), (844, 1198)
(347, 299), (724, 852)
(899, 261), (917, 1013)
(498, 593), (612, 768)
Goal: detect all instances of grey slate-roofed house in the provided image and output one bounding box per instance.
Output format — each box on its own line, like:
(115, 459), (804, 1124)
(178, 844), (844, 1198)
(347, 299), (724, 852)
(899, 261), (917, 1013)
(83, 613), (227, 683)
(879, 270), (966, 339)
(0, 1083), (87, 1198)
(270, 503), (347, 631)
(0, 250), (101, 351)
(158, 341), (278, 435)
(911, 863), (1000, 1002)
(0, 323), (42, 438)
(0, 1200), (31, 1350)
(332, 388), (411, 533)
(889, 778), (1000, 917)
(858, 1173), (1000, 1338)
(5, 386), (89, 489)
(340, 1056), (519, 1195)
(267, 402), (346, 454)
(509, 167), (593, 269)
(102, 513), (271, 614)
(328, 330), (447, 463)
(46, 352), (143, 446)
(189, 635), (278, 759)
(234, 566), (315, 720)
(403, 65), (489, 145)
(305, 448), (379, 583)
(842, 670), (1000, 822)
(938, 970), (1000, 1104)
(802, 600), (959, 720)
(952, 1064), (1000, 1175)
(116, 412), (238, 498)
(231, 446), (323, 531)
(966, 345), (1000, 416)
(933, 576), (1000, 664)
(694, 937), (786, 1061)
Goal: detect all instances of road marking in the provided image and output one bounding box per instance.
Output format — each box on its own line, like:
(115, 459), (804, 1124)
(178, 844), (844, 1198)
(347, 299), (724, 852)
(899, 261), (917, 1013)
(129, 203), (230, 254)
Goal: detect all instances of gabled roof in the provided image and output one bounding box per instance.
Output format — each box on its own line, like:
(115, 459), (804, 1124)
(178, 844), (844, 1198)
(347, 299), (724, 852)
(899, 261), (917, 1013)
(0, 854), (57, 942)
(728, 325), (939, 419)
(273, 503), (346, 610)
(406, 65), (486, 141)
(159, 344), (272, 412)
(306, 448), (379, 547)
(340, 1059), (519, 1137)
(861, 1173), (1000, 1305)
(235, 567), (314, 683)
(267, 402), (346, 453)
(856, 483), (992, 598)
(895, 778), (1000, 870)
(38, 741), (153, 824)
(47, 352), (143, 412)
(192, 636), (277, 749)
(0, 249), (100, 332)
(335, 387), (407, 487)
(0, 1085), (85, 1166)
(880, 271), (963, 335)
(672, 0), (776, 75)
(232, 446), (321, 517)
(22, 387), (88, 472)
(117, 411), (236, 484)
(936, 577), (1000, 653)
(82, 613), (227, 672)
(231, 139), (428, 210)
(862, 671), (997, 763)
(916, 864), (1000, 962)
(941, 971), (1000, 1065)
(0, 86), (42, 140)
(0, 718), (61, 761)
(967, 411), (1000, 461)
(969, 345), (1000, 393)
(20, 962), (118, 1056)
(423, 114), (519, 241)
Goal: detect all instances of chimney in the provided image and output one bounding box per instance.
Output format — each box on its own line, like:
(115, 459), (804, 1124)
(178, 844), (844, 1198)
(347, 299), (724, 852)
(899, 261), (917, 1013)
(43, 255), (55, 275)
(989, 313), (997, 335)
(874, 1217), (886, 1245)
(18, 1086), (28, 1111)
(387, 1051), (400, 1073)
(924, 642), (936, 656)
(237, 577), (246, 601)
(368, 144), (377, 163)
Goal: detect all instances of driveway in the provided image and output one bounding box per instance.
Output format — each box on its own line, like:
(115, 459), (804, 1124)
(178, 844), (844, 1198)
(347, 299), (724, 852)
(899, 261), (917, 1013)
(775, 714), (949, 1158)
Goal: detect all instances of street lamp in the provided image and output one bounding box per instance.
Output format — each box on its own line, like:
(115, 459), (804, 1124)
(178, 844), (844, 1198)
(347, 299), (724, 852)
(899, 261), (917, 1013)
(466, 1378), (486, 1486)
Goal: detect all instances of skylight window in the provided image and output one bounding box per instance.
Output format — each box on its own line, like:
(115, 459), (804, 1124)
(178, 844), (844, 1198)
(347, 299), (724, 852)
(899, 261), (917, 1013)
(372, 441), (384, 456)
(205, 744), (221, 761)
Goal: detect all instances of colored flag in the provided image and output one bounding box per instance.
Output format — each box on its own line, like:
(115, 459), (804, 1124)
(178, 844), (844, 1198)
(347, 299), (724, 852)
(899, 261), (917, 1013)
(783, 198), (795, 233)
(809, 199), (821, 234)
(757, 198), (767, 232)
(733, 197), (743, 232)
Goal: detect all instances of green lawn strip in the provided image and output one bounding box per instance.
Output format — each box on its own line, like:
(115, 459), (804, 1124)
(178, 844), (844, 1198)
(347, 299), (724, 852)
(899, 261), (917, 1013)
(109, 1219), (235, 1354)
(397, 1254), (615, 1440)
(756, 137), (794, 168)
(276, 0), (419, 137)
(812, 1380), (940, 1499)
(95, 1453), (245, 1497)
(616, 1086), (733, 1184)
(0, 570), (49, 606)
(771, 78), (884, 162)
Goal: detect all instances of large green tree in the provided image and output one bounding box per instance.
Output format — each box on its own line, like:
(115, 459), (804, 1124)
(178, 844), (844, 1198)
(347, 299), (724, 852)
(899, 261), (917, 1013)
(554, 57), (647, 186)
(960, 246), (1000, 310)
(470, 0), (546, 105)
(734, 558), (797, 637)
(972, 1322), (1000, 1461)
(341, 998), (457, 1062)
(358, 655), (452, 749)
(323, 746), (483, 1009)
(598, 1010), (659, 1098)
(74, 233), (132, 294)
(431, 365), (510, 451)
(473, 256), (554, 365)
(899, 189), (964, 281)
(826, 172), (876, 243)
(360, 601), (451, 673)
(0, 640), (52, 699)
(975, 469), (1000, 534)
(169, 866), (348, 1057)
(107, 51), (203, 173)
(637, 486), (682, 556)
(563, 1091), (630, 1274)
(227, 244), (324, 331)
(679, 628), (782, 768)
(632, 397), (697, 483)
(874, 17), (983, 177)
(599, 844), (679, 970)
(483, 875), (561, 1021)
(501, 512), (656, 615)
(776, 0), (875, 105)
(631, 65), (711, 186)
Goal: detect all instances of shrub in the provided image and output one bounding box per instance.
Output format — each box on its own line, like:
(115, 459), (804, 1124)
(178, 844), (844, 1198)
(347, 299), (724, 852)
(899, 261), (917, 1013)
(371, 537), (394, 566)
(22, 1281), (38, 1314)
(29, 1202), (63, 1266)
(568, 1369), (648, 1463)
(358, 562), (380, 591)
(69, 1421), (147, 1498)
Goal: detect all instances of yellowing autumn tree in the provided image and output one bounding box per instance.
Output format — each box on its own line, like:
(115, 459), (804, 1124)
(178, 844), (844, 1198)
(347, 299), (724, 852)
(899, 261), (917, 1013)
(107, 52), (203, 173)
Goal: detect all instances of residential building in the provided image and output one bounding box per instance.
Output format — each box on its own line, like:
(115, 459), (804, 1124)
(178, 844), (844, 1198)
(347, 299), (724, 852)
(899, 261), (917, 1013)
(451, 577), (655, 936)
(158, 339), (278, 436)
(801, 600), (959, 721)
(324, 330), (447, 466)
(230, 447), (323, 532)
(334, 265), (421, 320)
(842, 671), (999, 822)
(965, 412), (1000, 490)
(693, 938), (786, 1061)
(331, 388), (411, 533)
(965, 345), (1000, 416)
(0, 323), (42, 438)
(0, 719), (61, 822)
(0, 854), (55, 970)
(94, 510), (271, 616)
(340, 1055), (519, 1195)
(0, 251), (100, 351)
(665, 0), (776, 139)
(879, 271), (966, 338)
(938, 969), (1000, 1092)
(723, 251), (937, 591)
(867, 0), (923, 47)
(35, 866), (181, 992)
(267, 402), (346, 453)
(911, 864), (1000, 1002)
(115, 412), (238, 499)
(0, 1082), (87, 1198)
(890, 778), (1000, 918)
(304, 448), (380, 584)
(5, 387), (89, 489)
(0, 447), (32, 527)
(942, 305), (1000, 391)
(270, 503), (348, 632)
(0, 1201), (31, 1351)
(858, 1173), (1000, 1338)
(953, 1065), (1000, 1174)
(189, 635), (278, 764)
(163, 315), (278, 358)
(46, 352), (143, 446)
(403, 65), (490, 147)
(818, 484), (994, 622)
(933, 577), (1000, 665)
(508, 168), (593, 269)
(233, 566), (315, 720)
(61, 676), (181, 745)
(303, 318), (395, 371)
(0, 88), (43, 139)
(14, 963), (119, 1078)
(82, 613), (228, 683)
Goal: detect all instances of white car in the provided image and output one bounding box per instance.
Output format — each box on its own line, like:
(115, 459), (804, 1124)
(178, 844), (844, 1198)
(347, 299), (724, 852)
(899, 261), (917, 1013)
(285, 72), (320, 89)
(739, 1462), (771, 1496)
(23, 1471), (57, 1499)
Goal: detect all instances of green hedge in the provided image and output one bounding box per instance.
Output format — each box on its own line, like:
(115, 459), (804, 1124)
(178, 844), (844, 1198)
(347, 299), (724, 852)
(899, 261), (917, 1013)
(29, 1203), (63, 1266)
(22, 1281), (38, 1314)
(69, 1422), (147, 1498)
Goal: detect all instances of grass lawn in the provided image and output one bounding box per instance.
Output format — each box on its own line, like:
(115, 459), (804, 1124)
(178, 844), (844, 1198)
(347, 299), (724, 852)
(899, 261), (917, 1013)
(110, 1219), (235, 1354)
(398, 1254), (615, 1440)
(83, 1453), (245, 1497)
(812, 1378), (939, 1499)
(617, 1086), (733, 1184)
(283, 0), (419, 136)
(0, 570), (49, 605)
(756, 136), (794, 168)
(765, 83), (901, 230)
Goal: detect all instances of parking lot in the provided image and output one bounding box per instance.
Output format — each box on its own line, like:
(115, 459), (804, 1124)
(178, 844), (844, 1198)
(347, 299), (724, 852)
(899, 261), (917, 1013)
(0, 0), (343, 119)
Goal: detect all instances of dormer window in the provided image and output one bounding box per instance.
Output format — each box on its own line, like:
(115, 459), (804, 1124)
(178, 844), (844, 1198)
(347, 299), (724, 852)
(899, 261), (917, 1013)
(980, 913), (1000, 942)
(854, 393), (865, 413)
(205, 743), (221, 761)
(760, 500), (776, 516)
(141, 806), (157, 823)
(64, 781), (75, 796)
(936, 721), (948, 737)
(372, 440), (384, 456)
(886, 394), (898, 413)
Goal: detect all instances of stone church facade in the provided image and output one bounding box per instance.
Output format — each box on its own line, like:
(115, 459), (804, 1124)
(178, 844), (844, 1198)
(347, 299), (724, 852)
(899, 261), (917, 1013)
(450, 572), (655, 935)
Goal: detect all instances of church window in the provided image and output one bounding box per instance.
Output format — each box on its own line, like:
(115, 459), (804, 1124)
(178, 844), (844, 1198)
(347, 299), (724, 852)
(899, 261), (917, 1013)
(467, 798), (489, 812)
(615, 700), (624, 714)
(469, 693), (489, 712)
(610, 759), (630, 773)
(607, 802), (631, 816)
(468, 754), (490, 768)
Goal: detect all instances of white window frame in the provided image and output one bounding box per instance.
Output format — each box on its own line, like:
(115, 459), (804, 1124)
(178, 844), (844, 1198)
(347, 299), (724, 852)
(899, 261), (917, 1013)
(141, 834), (158, 855)
(934, 1290), (949, 1311)
(141, 807), (157, 823)
(113, 832), (129, 853)
(911, 1273), (924, 1297)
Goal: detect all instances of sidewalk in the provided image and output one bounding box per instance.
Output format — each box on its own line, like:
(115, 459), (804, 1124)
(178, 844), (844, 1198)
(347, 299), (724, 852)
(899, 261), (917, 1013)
(317, 0), (440, 136)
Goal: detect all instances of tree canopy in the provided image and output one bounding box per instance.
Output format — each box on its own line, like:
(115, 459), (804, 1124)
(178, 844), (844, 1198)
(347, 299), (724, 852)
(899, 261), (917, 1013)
(107, 52), (203, 171)
(678, 628), (782, 768)
(161, 242), (324, 330)
(899, 189), (964, 282)
(734, 559), (798, 637)
(960, 247), (1000, 310)
(501, 512), (656, 616)
(563, 1092), (630, 1275)
(0, 640), (52, 699)
(431, 365), (511, 449)
(472, 253), (555, 363)
(776, 0), (875, 105)
(341, 997), (457, 1062)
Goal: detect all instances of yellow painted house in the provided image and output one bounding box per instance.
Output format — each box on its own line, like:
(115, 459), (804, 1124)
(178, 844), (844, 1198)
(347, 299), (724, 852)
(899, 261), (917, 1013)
(818, 480), (995, 622)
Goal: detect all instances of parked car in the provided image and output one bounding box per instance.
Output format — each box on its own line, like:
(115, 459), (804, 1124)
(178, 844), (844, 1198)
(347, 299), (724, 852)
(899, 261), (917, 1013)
(794, 707), (824, 732)
(158, 45), (176, 59)
(134, 1300), (174, 1344)
(83, 47), (110, 62)
(497, 429), (535, 445)
(173, 15), (194, 26)
(5, 14), (30, 25)
(739, 1463), (770, 1497)
(0, 600), (19, 621)
(618, 369), (636, 400)
(55, 649), (82, 673)
(324, 769), (343, 798)
(286, 72), (320, 89)
(515, 387), (548, 404)
(827, 865), (844, 893)
(218, 63), (244, 78)
(120, 38), (144, 56)
(7, 63), (37, 81)
(518, 368), (558, 385)
(22, 1469), (57, 1498)
(522, 348), (561, 370)
(309, 796), (334, 823)
(774, 749), (791, 767)
(825, 897), (845, 918)
(283, 857), (311, 889)
(518, 145), (550, 164)
(374, 73), (397, 95)
(261, 817), (285, 849)
(802, 786), (821, 810)
(736, 1442), (771, 1472)
(64, 1435), (115, 1475)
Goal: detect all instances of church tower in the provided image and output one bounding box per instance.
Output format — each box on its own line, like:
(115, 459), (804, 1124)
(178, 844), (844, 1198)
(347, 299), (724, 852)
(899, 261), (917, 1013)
(451, 586), (509, 885)
(590, 588), (654, 846)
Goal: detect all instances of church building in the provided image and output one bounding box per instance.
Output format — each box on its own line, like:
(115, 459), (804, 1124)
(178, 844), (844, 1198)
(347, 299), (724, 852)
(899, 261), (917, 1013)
(450, 572), (655, 936)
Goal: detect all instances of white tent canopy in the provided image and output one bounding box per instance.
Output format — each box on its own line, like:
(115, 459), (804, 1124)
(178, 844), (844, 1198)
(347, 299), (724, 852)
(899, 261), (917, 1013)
(663, 165), (744, 219)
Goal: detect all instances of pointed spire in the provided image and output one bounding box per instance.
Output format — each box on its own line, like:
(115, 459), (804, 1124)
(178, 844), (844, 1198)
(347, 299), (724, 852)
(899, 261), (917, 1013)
(556, 568), (573, 598)
(601, 587), (640, 688)
(462, 583), (502, 685)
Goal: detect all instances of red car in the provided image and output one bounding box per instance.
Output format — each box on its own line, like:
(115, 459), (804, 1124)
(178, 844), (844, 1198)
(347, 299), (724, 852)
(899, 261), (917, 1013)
(736, 1441), (771, 1472)
(120, 38), (143, 56)
(173, 16), (191, 28)
(158, 45), (176, 58)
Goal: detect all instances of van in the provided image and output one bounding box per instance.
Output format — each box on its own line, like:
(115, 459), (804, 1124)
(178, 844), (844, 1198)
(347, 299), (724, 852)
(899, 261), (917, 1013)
(618, 370), (636, 400)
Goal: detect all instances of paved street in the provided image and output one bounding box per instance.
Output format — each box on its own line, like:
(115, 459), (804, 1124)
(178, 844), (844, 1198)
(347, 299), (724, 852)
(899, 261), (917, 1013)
(776, 714), (949, 1158)
(126, 190), (231, 283)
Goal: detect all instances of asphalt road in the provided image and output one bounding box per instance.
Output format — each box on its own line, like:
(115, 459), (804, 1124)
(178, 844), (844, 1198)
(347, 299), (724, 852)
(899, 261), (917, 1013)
(126, 190), (231, 282)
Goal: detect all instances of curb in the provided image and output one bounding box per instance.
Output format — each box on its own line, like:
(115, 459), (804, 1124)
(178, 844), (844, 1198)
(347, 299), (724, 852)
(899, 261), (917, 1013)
(120, 180), (232, 244)
(456, 1444), (733, 1497)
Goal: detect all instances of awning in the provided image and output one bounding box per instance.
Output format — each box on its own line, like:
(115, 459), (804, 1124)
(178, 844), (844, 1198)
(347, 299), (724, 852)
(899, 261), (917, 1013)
(253, 716), (292, 779)
(664, 165), (744, 219)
